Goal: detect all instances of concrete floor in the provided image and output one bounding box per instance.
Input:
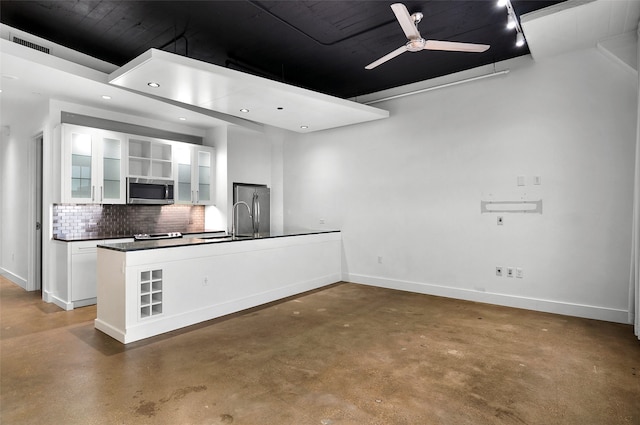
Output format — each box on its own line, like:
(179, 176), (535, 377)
(1, 275), (639, 425)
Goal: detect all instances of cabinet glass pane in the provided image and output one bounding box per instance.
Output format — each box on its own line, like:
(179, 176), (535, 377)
(199, 184), (210, 201)
(71, 133), (92, 156)
(103, 180), (120, 199)
(178, 183), (191, 202)
(71, 154), (92, 198)
(198, 165), (210, 182)
(71, 154), (91, 178)
(103, 157), (120, 181)
(178, 163), (191, 183)
(70, 133), (93, 199)
(71, 177), (91, 199)
(102, 138), (121, 159)
(198, 151), (211, 203)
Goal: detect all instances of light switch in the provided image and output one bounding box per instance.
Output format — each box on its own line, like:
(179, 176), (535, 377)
(517, 175), (525, 186)
(534, 176), (541, 185)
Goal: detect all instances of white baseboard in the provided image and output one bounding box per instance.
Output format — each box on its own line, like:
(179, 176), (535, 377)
(47, 292), (74, 311)
(0, 267), (27, 289)
(346, 273), (630, 324)
(94, 319), (126, 342)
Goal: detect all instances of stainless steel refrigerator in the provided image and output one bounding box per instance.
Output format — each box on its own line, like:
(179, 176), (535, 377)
(233, 183), (270, 237)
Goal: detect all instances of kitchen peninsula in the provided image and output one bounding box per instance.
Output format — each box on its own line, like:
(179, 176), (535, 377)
(94, 230), (341, 343)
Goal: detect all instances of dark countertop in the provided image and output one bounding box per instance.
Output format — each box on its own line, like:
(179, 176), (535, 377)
(53, 230), (227, 242)
(97, 229), (340, 252)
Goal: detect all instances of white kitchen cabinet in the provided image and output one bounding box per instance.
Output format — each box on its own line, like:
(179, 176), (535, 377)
(50, 238), (133, 310)
(62, 124), (126, 204)
(95, 232), (342, 343)
(174, 144), (216, 205)
(70, 240), (102, 304)
(127, 136), (173, 180)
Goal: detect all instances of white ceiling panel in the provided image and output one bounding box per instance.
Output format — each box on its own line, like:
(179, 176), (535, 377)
(109, 49), (389, 133)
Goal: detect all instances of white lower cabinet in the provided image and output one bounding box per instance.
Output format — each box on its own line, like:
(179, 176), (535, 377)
(50, 238), (133, 310)
(71, 240), (102, 303)
(95, 232), (343, 344)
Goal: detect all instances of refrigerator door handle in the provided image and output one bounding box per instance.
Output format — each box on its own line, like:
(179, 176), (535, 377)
(252, 193), (258, 234)
(256, 196), (261, 233)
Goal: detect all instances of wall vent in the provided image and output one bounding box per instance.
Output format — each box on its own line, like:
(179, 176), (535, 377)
(12, 36), (50, 54)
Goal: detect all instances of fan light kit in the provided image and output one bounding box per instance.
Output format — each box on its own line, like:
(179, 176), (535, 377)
(499, 0), (526, 48)
(365, 3), (490, 70)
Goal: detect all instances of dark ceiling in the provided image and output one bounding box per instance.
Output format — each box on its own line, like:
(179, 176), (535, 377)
(0, 0), (564, 99)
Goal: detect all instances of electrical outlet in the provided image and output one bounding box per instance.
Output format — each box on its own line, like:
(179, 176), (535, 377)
(203, 276), (209, 286)
(534, 176), (541, 185)
(377, 256), (383, 264)
(319, 218), (325, 224)
(496, 267), (503, 277)
(507, 267), (514, 278)
(497, 216), (504, 226)
(516, 268), (523, 278)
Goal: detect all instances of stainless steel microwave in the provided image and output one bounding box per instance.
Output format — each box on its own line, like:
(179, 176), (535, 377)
(127, 178), (174, 205)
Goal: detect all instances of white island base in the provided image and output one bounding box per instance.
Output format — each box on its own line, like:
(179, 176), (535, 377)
(95, 232), (341, 344)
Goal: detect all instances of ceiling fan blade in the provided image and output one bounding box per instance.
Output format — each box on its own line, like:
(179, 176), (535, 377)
(424, 40), (490, 53)
(391, 3), (421, 40)
(365, 45), (408, 69)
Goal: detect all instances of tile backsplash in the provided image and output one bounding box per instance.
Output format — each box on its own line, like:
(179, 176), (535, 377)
(53, 204), (205, 239)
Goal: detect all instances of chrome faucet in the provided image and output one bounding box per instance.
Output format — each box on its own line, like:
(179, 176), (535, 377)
(231, 201), (252, 238)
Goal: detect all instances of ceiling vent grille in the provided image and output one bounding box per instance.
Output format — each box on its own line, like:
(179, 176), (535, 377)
(12, 36), (50, 54)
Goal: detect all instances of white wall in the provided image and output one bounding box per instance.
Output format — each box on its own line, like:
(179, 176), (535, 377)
(226, 125), (284, 232)
(0, 96), (47, 288)
(283, 48), (638, 323)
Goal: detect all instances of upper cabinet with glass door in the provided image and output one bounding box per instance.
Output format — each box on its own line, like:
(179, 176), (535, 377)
(62, 124), (126, 204)
(174, 144), (216, 205)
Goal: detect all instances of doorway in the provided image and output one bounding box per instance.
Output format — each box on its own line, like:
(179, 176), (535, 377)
(31, 133), (43, 292)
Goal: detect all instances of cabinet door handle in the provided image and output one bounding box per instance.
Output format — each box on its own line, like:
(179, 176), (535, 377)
(100, 186), (103, 202)
(91, 186), (95, 201)
(196, 190), (199, 203)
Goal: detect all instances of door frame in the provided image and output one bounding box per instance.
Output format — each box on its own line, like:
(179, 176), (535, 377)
(27, 132), (43, 292)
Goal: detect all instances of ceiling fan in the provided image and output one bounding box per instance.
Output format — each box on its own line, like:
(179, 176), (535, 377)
(365, 3), (490, 70)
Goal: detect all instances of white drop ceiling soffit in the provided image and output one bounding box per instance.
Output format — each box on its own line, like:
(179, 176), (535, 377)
(109, 49), (389, 133)
(521, 0), (640, 61)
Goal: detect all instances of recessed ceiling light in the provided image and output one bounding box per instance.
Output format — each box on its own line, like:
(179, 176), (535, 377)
(101, 95), (112, 100)
(179, 117), (187, 121)
(240, 108), (250, 113)
(300, 125), (309, 129)
(277, 107), (284, 110)
(147, 82), (160, 88)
